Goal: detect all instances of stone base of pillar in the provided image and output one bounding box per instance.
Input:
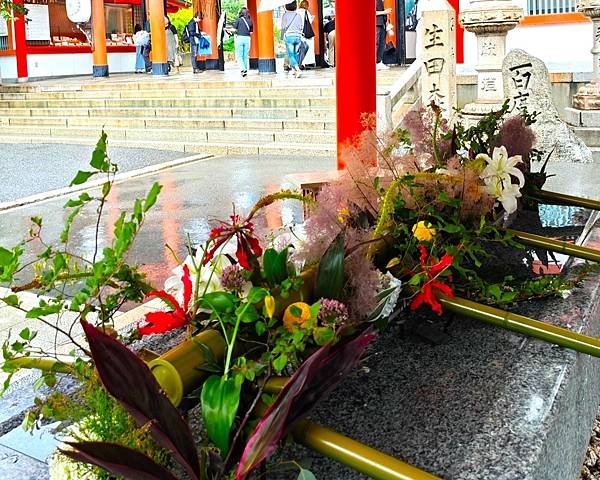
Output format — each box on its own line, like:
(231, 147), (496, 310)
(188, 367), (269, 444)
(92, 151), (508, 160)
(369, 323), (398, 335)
(92, 65), (109, 77)
(250, 58), (258, 69)
(459, 101), (504, 126)
(152, 63), (169, 75)
(258, 58), (276, 74)
(573, 80), (600, 110)
(205, 59), (220, 70)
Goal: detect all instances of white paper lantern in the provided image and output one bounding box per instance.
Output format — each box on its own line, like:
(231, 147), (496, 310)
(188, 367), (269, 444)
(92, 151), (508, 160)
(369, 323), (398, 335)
(66, 0), (91, 24)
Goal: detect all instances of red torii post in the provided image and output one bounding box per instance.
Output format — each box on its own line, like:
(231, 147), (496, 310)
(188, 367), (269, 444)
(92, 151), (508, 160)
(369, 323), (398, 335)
(336, 0), (376, 169)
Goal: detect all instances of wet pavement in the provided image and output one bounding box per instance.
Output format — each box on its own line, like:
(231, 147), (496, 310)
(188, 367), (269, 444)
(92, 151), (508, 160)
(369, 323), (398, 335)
(0, 154), (334, 290)
(0, 143), (187, 203)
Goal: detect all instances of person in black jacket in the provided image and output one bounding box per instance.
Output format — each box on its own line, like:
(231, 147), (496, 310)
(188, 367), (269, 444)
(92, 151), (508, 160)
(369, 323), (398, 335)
(376, 0), (392, 70)
(230, 7), (253, 77)
(186, 12), (204, 73)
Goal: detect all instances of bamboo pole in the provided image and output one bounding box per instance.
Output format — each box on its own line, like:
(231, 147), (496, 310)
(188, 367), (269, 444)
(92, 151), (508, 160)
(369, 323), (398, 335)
(292, 419), (442, 480)
(439, 295), (600, 357)
(507, 229), (600, 263)
(10, 356), (73, 373)
(528, 190), (600, 211)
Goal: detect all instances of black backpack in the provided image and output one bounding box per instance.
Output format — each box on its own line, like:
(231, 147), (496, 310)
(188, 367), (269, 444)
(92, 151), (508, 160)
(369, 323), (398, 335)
(182, 26), (190, 43)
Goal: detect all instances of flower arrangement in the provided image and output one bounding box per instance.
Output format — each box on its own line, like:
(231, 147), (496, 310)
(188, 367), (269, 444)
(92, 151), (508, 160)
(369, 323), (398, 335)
(0, 101), (597, 480)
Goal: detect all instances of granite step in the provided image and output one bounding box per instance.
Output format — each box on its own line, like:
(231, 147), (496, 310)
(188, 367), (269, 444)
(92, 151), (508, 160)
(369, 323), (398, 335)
(2, 116), (336, 131)
(0, 125), (336, 145)
(0, 97), (336, 109)
(572, 126), (600, 147)
(0, 135), (335, 156)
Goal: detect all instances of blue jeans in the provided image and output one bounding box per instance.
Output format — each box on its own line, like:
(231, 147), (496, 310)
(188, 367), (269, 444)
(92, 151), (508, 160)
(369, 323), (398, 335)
(285, 34), (302, 69)
(235, 35), (251, 72)
(135, 45), (145, 71)
(191, 42), (202, 71)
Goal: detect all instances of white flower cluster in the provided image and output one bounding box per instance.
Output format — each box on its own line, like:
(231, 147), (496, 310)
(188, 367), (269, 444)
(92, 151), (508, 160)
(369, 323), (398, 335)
(477, 146), (525, 215)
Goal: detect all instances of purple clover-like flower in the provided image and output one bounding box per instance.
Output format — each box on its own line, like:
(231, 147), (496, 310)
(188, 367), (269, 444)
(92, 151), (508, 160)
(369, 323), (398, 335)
(220, 264), (245, 293)
(317, 299), (349, 326)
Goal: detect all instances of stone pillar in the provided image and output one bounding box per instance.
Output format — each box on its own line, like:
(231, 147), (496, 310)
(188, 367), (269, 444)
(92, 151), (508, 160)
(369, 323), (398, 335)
(91, 0), (109, 77)
(336, 0), (376, 168)
(257, 10), (276, 73)
(420, 0), (457, 118)
(148, 0), (168, 75)
(459, 0), (522, 122)
(572, 0), (600, 109)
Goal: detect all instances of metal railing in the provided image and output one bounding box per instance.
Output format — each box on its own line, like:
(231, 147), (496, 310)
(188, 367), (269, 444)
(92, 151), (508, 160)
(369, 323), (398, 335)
(0, 35), (8, 51)
(527, 0), (576, 15)
(377, 59), (422, 133)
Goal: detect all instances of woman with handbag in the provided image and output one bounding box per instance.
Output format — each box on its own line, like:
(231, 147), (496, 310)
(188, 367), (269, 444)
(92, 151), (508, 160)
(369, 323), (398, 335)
(281, 1), (304, 78)
(298, 0), (315, 67)
(230, 7), (253, 77)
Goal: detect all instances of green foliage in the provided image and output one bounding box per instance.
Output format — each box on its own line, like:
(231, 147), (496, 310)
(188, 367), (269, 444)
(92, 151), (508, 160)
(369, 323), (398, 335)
(315, 233), (345, 300)
(222, 0), (244, 22)
(168, 7), (192, 52)
(1, 0), (26, 20)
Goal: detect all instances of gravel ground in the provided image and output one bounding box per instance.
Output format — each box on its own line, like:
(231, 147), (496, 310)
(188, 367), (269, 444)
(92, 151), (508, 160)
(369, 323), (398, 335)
(581, 411), (600, 480)
(0, 143), (185, 202)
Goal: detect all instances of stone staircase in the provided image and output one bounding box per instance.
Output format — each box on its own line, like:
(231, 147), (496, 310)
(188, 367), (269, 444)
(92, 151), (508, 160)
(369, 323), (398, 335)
(0, 75), (338, 157)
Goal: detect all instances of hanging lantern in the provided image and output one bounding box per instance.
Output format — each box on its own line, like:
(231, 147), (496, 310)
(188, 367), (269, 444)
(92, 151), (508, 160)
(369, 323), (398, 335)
(66, 0), (91, 24)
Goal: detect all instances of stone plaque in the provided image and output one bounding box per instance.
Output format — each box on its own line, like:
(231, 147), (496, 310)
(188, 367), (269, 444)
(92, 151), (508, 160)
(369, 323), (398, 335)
(503, 49), (593, 163)
(420, 0), (457, 118)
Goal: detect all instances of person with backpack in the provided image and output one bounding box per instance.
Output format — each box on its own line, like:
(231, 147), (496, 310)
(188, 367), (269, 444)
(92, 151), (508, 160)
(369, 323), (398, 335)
(184, 12), (205, 74)
(229, 7), (253, 77)
(133, 23), (151, 73)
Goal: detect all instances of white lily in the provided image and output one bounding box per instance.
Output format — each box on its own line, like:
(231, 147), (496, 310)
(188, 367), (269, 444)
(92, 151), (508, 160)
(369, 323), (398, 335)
(477, 146), (525, 215)
(478, 146), (525, 188)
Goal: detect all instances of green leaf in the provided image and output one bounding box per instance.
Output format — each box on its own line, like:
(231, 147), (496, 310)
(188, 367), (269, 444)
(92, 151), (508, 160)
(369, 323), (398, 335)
(201, 292), (237, 314)
(313, 327), (335, 346)
(246, 287), (268, 305)
(143, 183), (162, 212)
(237, 304), (259, 324)
(443, 224), (463, 234)
(19, 328), (31, 340)
(255, 321), (266, 336)
(91, 144), (109, 172)
(26, 303), (62, 319)
(488, 284), (502, 301)
(70, 170), (95, 186)
(272, 354), (288, 373)
(200, 375), (243, 457)
(315, 232), (345, 300)
(2, 295), (19, 307)
(298, 469), (318, 480)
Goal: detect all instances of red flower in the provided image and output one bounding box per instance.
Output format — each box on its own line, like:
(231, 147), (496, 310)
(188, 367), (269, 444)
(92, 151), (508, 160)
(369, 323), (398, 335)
(410, 245), (454, 315)
(204, 214), (262, 270)
(137, 265), (193, 335)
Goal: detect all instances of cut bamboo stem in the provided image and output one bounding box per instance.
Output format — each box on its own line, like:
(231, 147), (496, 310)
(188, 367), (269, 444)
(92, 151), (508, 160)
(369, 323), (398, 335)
(507, 229), (600, 263)
(528, 190), (600, 211)
(10, 356), (73, 373)
(292, 419), (442, 480)
(440, 295), (600, 357)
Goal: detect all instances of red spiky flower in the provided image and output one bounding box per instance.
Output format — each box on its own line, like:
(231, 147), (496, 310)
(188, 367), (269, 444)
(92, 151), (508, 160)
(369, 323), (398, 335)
(204, 214), (262, 271)
(410, 245), (454, 315)
(137, 264), (193, 335)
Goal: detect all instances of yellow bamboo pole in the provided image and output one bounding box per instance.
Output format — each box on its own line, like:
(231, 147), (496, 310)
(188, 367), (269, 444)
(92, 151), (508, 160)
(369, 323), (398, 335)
(507, 229), (600, 263)
(528, 190), (600, 211)
(439, 295), (600, 357)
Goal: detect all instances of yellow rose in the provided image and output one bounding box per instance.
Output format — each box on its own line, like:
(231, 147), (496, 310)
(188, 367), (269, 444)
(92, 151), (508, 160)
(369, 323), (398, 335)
(264, 295), (276, 319)
(412, 221), (436, 242)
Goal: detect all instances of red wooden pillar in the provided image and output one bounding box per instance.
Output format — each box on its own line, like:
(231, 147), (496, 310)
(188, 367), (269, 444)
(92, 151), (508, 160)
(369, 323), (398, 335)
(201, 1), (220, 70)
(91, 0), (109, 77)
(336, 0), (376, 169)
(247, 0), (258, 69)
(13, 0), (28, 81)
(448, 0), (464, 63)
(149, 0), (168, 74)
(257, 10), (275, 73)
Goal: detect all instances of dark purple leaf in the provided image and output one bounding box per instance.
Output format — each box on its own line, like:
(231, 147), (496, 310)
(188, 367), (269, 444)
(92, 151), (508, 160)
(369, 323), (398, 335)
(61, 441), (178, 480)
(236, 328), (376, 480)
(81, 321), (200, 480)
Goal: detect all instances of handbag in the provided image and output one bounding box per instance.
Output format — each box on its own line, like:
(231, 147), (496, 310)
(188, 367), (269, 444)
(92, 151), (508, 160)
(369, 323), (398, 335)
(199, 34), (210, 49)
(302, 11), (315, 39)
(182, 26), (190, 44)
(297, 39), (309, 65)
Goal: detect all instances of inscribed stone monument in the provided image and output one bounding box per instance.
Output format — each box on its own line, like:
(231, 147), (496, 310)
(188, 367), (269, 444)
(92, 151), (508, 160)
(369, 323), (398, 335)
(503, 49), (593, 164)
(420, 0), (457, 118)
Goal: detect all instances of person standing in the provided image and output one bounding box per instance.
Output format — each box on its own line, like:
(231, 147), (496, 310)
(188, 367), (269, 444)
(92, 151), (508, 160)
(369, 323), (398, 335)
(132, 24), (148, 73)
(281, 1), (304, 78)
(231, 7), (253, 77)
(165, 16), (178, 73)
(376, 0), (392, 70)
(323, 15), (335, 67)
(186, 12), (204, 74)
(298, 0), (315, 67)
